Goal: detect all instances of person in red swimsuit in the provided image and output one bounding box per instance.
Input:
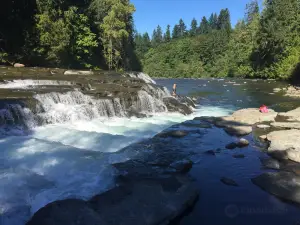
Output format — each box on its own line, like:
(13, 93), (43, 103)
(259, 105), (269, 113)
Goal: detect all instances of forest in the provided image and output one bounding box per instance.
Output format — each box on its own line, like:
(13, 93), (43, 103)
(0, 0), (300, 80)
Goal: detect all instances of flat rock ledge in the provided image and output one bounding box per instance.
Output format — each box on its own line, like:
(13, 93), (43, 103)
(252, 171), (300, 204)
(198, 108), (278, 136)
(266, 129), (300, 163)
(27, 175), (198, 225)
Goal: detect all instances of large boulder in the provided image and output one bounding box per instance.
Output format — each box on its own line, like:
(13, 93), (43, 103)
(252, 172), (300, 204)
(26, 199), (104, 225)
(278, 107), (300, 121)
(163, 97), (193, 115)
(266, 129), (300, 162)
(13, 63), (25, 68)
(215, 108), (277, 136)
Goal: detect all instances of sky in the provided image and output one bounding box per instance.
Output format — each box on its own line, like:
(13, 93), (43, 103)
(131, 0), (263, 35)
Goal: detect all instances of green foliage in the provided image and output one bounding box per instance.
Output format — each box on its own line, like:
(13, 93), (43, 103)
(141, 0), (300, 81)
(164, 25), (171, 42)
(35, 7), (98, 67)
(190, 18), (198, 36)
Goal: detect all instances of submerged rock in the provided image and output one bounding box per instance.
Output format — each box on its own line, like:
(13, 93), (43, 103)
(252, 172), (300, 204)
(169, 159), (193, 173)
(236, 138), (249, 148)
(27, 176), (199, 225)
(226, 142), (237, 150)
(26, 199), (103, 225)
(267, 129), (300, 162)
(205, 150), (217, 155)
(155, 130), (189, 138)
(233, 154), (245, 159)
(220, 177), (239, 187)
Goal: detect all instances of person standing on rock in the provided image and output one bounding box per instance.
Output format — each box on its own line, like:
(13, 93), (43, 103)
(172, 83), (177, 97)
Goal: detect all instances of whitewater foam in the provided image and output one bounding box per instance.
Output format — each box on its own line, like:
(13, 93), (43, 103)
(0, 80), (73, 89)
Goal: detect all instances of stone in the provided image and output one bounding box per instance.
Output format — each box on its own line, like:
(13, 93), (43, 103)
(260, 158), (281, 170)
(215, 108), (277, 136)
(89, 176), (199, 225)
(285, 86), (300, 98)
(205, 150), (216, 155)
(64, 70), (94, 75)
(266, 129), (300, 162)
(169, 159), (193, 173)
(155, 130), (189, 138)
(273, 88), (282, 92)
(26, 199), (104, 225)
(181, 122), (212, 129)
(220, 177), (239, 187)
(278, 107), (300, 122)
(259, 135), (267, 140)
(236, 138), (249, 148)
(13, 63), (25, 68)
(252, 172), (300, 204)
(226, 142), (237, 150)
(256, 124), (271, 129)
(270, 122), (300, 130)
(163, 97), (193, 115)
(233, 154), (245, 159)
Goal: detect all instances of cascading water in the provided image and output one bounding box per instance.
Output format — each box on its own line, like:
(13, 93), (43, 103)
(0, 80), (73, 89)
(0, 75), (233, 225)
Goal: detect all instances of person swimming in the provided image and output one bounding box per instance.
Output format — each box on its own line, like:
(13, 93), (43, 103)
(172, 83), (177, 96)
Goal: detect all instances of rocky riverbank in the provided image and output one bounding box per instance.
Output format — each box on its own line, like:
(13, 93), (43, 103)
(26, 106), (300, 225)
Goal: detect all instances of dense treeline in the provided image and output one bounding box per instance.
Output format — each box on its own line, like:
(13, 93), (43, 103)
(0, 0), (141, 70)
(135, 0), (300, 80)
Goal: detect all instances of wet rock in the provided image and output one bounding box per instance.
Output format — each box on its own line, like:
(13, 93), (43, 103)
(260, 158), (281, 170)
(181, 122), (212, 129)
(215, 108), (277, 136)
(278, 107), (300, 121)
(236, 138), (249, 148)
(233, 154), (245, 159)
(285, 86), (300, 98)
(64, 70), (94, 75)
(89, 176), (199, 225)
(252, 172), (300, 204)
(220, 177), (239, 187)
(259, 135), (267, 140)
(205, 150), (217, 155)
(226, 142), (237, 150)
(26, 199), (104, 225)
(256, 124), (271, 129)
(267, 129), (300, 162)
(193, 116), (216, 124)
(270, 122), (300, 130)
(155, 130), (189, 138)
(13, 63), (25, 68)
(169, 159), (193, 173)
(163, 97), (193, 115)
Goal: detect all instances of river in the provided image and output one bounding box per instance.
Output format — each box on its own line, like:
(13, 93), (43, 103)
(1, 75), (300, 225)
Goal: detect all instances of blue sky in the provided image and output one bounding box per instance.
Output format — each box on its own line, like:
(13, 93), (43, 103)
(132, 0), (263, 35)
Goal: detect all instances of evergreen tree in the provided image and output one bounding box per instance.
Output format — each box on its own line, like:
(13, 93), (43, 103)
(245, 0), (259, 24)
(208, 13), (218, 30)
(178, 19), (187, 37)
(165, 25), (171, 42)
(198, 16), (209, 34)
(190, 18), (198, 36)
(152, 25), (163, 46)
(172, 25), (180, 39)
(217, 8), (231, 33)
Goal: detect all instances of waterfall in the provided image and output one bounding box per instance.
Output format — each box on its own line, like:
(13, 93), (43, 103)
(0, 80), (73, 89)
(126, 72), (156, 84)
